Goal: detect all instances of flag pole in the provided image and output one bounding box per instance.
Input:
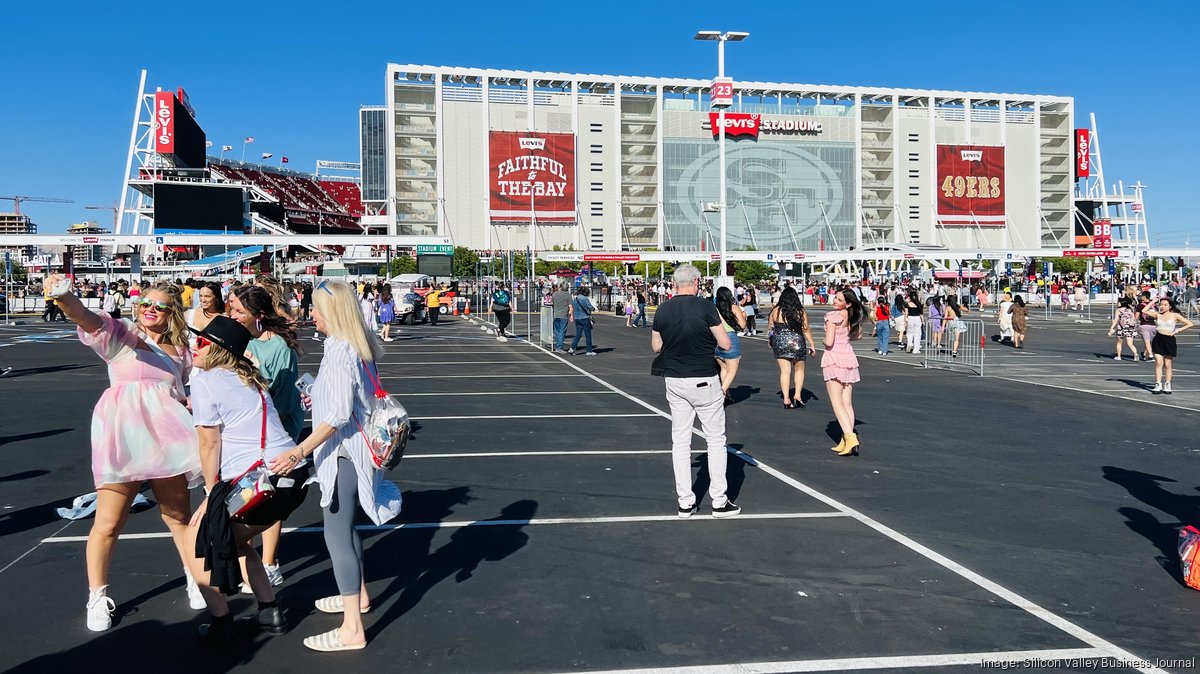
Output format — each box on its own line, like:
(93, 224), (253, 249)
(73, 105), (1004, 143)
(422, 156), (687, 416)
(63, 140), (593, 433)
(240, 139), (247, 163)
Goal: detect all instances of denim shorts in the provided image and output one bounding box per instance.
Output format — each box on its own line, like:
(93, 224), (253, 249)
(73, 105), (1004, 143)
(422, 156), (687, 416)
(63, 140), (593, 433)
(715, 332), (741, 359)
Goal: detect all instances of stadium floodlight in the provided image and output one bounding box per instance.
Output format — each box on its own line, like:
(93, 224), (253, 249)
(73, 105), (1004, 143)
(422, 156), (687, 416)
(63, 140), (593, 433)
(725, 32), (749, 41)
(693, 31), (721, 41)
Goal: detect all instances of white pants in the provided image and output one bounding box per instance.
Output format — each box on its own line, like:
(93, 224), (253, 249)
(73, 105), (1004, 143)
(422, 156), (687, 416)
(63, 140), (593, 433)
(665, 375), (729, 509)
(906, 316), (923, 352)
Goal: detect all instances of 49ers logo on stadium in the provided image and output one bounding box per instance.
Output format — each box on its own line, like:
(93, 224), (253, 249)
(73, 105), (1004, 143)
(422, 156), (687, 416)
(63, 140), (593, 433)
(706, 113), (823, 139)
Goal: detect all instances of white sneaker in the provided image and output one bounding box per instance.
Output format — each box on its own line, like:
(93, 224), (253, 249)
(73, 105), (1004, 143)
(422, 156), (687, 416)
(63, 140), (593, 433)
(265, 563), (284, 587)
(1152, 382), (1163, 393)
(1113, 355), (1121, 361)
(186, 575), (206, 610)
(1164, 382), (1173, 394)
(86, 588), (115, 632)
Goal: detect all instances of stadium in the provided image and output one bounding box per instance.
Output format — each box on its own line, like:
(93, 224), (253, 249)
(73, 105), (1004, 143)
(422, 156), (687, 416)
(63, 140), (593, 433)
(374, 63), (1079, 255)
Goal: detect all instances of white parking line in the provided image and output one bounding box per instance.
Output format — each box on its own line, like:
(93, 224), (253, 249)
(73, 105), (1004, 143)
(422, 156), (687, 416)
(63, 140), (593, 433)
(381, 374), (587, 379)
(520, 339), (1167, 673)
(40, 512), (848, 543)
(413, 413), (660, 421)
(396, 390), (615, 396)
(564, 647), (1108, 674)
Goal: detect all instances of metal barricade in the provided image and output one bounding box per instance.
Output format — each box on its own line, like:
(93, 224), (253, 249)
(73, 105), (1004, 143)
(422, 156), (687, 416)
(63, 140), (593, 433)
(923, 318), (984, 376)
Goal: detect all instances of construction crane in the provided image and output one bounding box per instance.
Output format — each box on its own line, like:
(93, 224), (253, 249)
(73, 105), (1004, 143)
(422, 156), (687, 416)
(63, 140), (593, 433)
(0, 195), (74, 214)
(85, 203), (119, 229)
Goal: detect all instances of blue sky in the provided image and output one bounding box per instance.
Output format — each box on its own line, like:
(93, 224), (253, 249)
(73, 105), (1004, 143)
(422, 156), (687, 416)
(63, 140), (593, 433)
(1, 1), (1195, 245)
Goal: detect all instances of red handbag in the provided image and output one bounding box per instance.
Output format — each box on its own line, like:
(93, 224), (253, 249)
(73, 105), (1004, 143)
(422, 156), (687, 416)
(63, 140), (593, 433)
(224, 390), (275, 520)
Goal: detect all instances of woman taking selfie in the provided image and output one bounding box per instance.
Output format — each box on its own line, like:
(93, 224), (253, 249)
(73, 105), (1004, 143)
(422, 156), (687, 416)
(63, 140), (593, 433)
(44, 274), (203, 632)
(184, 316), (309, 641)
(269, 280), (402, 652)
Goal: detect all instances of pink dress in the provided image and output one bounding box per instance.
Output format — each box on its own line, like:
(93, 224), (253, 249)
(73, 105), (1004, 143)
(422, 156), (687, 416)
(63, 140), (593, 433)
(79, 313), (201, 488)
(821, 311), (861, 384)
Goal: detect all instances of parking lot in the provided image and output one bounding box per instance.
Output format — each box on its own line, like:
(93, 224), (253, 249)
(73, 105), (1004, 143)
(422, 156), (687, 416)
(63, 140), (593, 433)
(1, 311), (1197, 672)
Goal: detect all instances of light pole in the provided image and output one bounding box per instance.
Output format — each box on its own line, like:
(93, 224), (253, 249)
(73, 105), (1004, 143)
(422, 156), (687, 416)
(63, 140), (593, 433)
(695, 29), (748, 288)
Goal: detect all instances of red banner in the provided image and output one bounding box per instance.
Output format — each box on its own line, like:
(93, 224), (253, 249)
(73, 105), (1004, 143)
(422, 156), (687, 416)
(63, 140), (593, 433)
(1075, 129), (1090, 178)
(154, 92), (175, 154)
(583, 253), (640, 262)
(489, 131), (576, 222)
(936, 145), (1005, 227)
(708, 112), (759, 139)
(1092, 218), (1112, 249)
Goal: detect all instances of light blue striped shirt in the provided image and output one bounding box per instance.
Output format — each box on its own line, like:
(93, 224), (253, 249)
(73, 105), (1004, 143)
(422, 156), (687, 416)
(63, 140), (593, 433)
(310, 336), (402, 525)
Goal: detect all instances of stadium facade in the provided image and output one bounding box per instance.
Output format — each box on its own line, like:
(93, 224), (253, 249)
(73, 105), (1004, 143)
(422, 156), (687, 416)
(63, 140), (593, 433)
(378, 64), (1076, 254)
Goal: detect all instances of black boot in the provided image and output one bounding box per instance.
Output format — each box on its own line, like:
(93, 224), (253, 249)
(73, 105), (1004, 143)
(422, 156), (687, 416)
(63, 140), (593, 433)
(238, 602), (286, 635)
(198, 614), (239, 645)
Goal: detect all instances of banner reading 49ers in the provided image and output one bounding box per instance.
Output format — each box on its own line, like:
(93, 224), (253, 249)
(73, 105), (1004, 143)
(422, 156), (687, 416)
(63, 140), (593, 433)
(489, 131), (576, 222)
(936, 145), (1005, 227)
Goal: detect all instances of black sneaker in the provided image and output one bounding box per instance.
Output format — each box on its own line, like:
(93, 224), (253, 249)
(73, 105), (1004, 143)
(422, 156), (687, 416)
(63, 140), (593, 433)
(677, 503), (698, 519)
(712, 501), (741, 518)
(237, 605), (286, 635)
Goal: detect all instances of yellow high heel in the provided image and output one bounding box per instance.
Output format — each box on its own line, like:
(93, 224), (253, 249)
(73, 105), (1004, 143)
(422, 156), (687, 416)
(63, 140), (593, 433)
(830, 437), (846, 453)
(837, 432), (859, 456)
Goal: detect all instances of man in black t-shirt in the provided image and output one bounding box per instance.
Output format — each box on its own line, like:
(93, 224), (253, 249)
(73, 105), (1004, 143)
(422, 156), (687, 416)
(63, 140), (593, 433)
(652, 264), (740, 519)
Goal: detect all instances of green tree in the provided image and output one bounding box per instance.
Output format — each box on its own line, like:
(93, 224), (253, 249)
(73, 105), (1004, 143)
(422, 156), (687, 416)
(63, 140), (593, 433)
(385, 256), (417, 277)
(1040, 256), (1087, 275)
(732, 260), (778, 285)
(1139, 257), (1178, 275)
(8, 259), (27, 283)
(452, 246), (479, 278)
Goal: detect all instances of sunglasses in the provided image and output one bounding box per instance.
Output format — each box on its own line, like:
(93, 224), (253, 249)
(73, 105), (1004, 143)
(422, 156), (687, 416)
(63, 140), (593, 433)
(195, 336), (212, 349)
(137, 299), (171, 311)
(316, 280), (334, 296)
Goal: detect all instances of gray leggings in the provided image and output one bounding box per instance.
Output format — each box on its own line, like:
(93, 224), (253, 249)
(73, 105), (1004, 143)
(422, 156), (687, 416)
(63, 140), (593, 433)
(323, 457), (365, 596)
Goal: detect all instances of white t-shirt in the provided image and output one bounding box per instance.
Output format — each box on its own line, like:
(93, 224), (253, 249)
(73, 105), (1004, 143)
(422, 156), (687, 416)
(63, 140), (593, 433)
(191, 367), (296, 478)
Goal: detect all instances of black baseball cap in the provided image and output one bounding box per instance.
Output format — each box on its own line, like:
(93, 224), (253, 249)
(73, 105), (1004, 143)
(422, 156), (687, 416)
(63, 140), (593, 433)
(189, 315), (253, 363)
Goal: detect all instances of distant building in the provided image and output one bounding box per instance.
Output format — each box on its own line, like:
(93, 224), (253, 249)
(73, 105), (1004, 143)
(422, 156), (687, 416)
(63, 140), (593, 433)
(67, 221), (110, 263)
(0, 212), (37, 262)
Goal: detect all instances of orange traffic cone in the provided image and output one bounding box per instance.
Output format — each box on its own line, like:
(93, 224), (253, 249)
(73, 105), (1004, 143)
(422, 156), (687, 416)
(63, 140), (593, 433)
(464, 303), (471, 316)
(452, 303), (459, 316)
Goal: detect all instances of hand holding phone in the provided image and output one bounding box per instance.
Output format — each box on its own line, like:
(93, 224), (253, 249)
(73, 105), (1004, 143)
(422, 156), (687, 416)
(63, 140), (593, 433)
(295, 372), (315, 395)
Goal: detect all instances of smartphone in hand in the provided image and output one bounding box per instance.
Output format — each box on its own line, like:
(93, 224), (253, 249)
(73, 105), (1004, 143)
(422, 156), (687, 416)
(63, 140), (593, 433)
(295, 372), (315, 395)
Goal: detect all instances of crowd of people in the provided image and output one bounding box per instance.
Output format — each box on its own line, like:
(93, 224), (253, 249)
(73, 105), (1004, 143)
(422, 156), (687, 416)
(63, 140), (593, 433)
(30, 263), (1197, 650)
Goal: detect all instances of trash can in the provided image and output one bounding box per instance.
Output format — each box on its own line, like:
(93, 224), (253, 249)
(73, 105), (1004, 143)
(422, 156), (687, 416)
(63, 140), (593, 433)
(540, 305), (554, 345)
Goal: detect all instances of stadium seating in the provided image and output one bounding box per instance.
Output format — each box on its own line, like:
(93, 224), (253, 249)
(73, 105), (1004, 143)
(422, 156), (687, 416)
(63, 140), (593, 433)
(208, 160), (362, 234)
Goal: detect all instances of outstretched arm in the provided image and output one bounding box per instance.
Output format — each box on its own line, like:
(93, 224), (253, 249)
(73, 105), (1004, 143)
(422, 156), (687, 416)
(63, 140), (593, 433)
(44, 274), (103, 334)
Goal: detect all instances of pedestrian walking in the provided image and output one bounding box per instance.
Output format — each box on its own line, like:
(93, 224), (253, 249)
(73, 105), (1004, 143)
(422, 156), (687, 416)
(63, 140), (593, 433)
(872, 294), (891, 355)
(634, 288), (649, 328)
(1108, 296), (1139, 361)
(1010, 295), (1028, 349)
(824, 289), (864, 457)
(44, 274), (203, 632)
(767, 287), (816, 408)
(272, 280), (402, 652)
(425, 285), (443, 326)
(376, 287), (395, 342)
(651, 264), (739, 519)
(713, 286), (747, 403)
(905, 290), (923, 353)
(891, 293), (906, 347)
(552, 282), (573, 351)
(944, 297), (967, 357)
(741, 287), (759, 335)
(928, 296), (945, 352)
(998, 293), (1015, 344)
(569, 286), (597, 356)
(490, 282), (513, 337)
(1136, 291), (1157, 362)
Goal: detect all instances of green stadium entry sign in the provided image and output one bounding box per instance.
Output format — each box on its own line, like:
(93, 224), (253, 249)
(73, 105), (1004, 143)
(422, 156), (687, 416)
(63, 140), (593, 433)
(416, 244), (454, 255)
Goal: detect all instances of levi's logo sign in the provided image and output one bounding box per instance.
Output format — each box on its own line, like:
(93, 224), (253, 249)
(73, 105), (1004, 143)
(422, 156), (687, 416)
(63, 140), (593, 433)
(518, 138), (546, 150)
(708, 112), (760, 138)
(960, 150), (983, 161)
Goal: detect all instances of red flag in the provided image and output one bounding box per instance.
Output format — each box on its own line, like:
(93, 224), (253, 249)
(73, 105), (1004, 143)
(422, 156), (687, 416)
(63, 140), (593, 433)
(281, 156), (289, 164)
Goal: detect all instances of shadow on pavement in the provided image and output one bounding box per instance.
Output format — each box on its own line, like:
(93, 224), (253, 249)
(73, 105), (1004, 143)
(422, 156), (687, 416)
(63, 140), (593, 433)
(1102, 466), (1200, 586)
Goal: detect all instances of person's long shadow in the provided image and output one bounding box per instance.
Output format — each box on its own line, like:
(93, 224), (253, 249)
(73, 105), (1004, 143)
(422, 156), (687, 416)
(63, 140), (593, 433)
(6, 618), (270, 673)
(824, 419), (865, 444)
(0, 496), (78, 537)
(0, 428), (71, 446)
(367, 499), (537, 639)
(1102, 466), (1200, 585)
(690, 448), (748, 504)
(0, 364), (94, 378)
(0, 469), (50, 482)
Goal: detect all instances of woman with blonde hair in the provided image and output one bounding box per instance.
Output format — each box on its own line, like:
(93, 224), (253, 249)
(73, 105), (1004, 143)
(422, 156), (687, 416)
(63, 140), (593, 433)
(44, 274), (204, 632)
(269, 280), (401, 652)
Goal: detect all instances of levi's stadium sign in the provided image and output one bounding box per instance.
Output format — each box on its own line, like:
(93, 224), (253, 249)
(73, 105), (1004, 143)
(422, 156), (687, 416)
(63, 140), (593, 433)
(706, 113), (823, 139)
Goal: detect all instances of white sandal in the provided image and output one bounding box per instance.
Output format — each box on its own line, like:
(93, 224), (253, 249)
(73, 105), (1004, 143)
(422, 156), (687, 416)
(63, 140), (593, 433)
(314, 595), (370, 614)
(303, 628), (366, 652)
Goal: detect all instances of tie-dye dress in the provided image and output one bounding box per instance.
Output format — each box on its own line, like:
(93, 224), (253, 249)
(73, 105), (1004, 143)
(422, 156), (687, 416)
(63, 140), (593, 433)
(79, 313), (201, 488)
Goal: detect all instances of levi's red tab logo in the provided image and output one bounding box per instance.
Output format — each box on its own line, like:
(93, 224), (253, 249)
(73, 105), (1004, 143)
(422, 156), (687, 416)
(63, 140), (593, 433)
(708, 112), (760, 139)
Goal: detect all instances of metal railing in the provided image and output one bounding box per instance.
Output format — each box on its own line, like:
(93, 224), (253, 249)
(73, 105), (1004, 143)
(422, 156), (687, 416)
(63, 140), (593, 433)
(923, 318), (984, 376)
